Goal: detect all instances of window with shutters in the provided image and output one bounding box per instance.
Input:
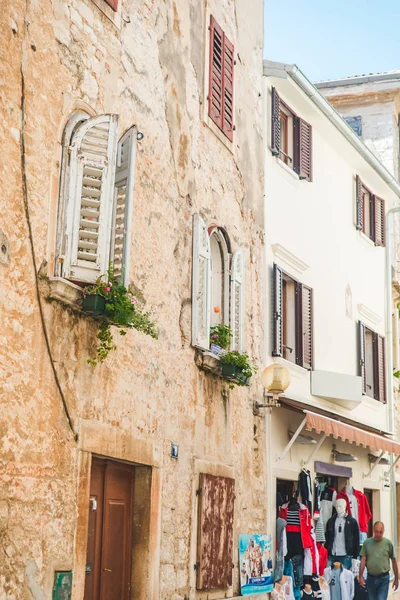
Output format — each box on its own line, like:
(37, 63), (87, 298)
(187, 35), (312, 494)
(271, 88), (313, 181)
(55, 114), (138, 287)
(358, 321), (386, 402)
(196, 473), (235, 590)
(272, 264), (313, 370)
(192, 216), (245, 352)
(208, 15), (235, 142)
(355, 176), (386, 246)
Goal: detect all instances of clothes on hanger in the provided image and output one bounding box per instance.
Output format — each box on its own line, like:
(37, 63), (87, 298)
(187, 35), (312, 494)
(304, 525), (319, 576)
(314, 479), (321, 519)
(311, 575), (322, 600)
(319, 577), (330, 600)
(325, 514), (360, 559)
(317, 543), (328, 575)
(324, 565), (354, 600)
(336, 488), (371, 533)
(320, 486), (337, 529)
(299, 470), (313, 515)
(314, 514), (326, 544)
(284, 559), (302, 600)
(275, 517), (288, 583)
(279, 502), (314, 557)
(272, 576), (295, 600)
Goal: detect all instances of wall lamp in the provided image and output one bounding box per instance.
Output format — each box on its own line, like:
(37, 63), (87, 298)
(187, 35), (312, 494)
(253, 363), (290, 413)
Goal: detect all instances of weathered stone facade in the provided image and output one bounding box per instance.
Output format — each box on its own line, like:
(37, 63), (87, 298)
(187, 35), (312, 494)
(0, 1), (265, 598)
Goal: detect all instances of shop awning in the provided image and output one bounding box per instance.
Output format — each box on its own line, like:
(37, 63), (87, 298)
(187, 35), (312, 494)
(304, 410), (400, 454)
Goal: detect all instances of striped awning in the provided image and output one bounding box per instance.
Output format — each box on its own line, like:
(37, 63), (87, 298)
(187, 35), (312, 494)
(304, 411), (400, 454)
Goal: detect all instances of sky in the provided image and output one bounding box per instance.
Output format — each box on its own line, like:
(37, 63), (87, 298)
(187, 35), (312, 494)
(264, 0), (400, 82)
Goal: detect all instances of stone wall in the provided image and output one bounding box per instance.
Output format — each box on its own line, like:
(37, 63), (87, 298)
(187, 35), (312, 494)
(0, 0), (266, 598)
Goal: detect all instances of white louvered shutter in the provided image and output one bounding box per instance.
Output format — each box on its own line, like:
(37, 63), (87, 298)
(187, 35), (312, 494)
(192, 214), (211, 349)
(230, 248), (245, 352)
(110, 127), (138, 286)
(64, 114), (118, 283)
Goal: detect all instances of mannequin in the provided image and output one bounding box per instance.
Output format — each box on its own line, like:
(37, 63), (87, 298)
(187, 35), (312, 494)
(323, 561), (354, 600)
(325, 499), (359, 571)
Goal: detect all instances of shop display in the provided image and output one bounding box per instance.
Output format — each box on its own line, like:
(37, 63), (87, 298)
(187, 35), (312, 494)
(275, 517), (288, 582)
(325, 499), (360, 567)
(298, 469), (313, 515)
(336, 486), (371, 538)
(272, 575), (295, 600)
(320, 484), (337, 529)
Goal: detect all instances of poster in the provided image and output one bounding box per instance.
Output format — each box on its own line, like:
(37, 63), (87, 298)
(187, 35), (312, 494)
(239, 534), (273, 595)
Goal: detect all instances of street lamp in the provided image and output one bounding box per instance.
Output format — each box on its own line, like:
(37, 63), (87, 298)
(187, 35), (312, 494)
(254, 363), (290, 413)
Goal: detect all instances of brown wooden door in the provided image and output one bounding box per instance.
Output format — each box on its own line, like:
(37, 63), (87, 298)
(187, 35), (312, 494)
(84, 458), (134, 600)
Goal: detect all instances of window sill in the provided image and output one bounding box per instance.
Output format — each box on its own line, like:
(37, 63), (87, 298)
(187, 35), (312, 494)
(273, 356), (309, 379)
(357, 230), (376, 248)
(195, 349), (223, 377)
(275, 156), (299, 180)
(46, 277), (83, 308)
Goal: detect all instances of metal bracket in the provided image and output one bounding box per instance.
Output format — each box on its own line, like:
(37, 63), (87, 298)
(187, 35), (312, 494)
(301, 434), (327, 467)
(384, 454), (400, 478)
(277, 417), (307, 461)
(363, 450), (385, 478)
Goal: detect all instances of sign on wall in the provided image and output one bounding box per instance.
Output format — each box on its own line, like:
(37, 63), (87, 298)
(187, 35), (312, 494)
(52, 571), (72, 600)
(239, 534), (273, 595)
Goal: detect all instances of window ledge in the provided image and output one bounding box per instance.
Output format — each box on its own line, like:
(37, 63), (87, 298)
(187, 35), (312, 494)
(275, 156), (299, 180)
(358, 230), (376, 248)
(195, 350), (222, 376)
(273, 356), (309, 379)
(47, 277), (83, 308)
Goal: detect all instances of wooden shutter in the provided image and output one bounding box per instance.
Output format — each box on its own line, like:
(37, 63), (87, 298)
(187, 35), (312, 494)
(356, 175), (364, 231)
(208, 16), (224, 131)
(208, 16), (235, 141)
(111, 127), (137, 286)
(192, 214), (211, 349)
(65, 114), (118, 283)
(230, 248), (245, 352)
(358, 322), (366, 395)
(301, 284), (313, 370)
(298, 118), (312, 181)
(222, 36), (235, 141)
(373, 196), (385, 246)
(374, 334), (386, 403)
(271, 87), (281, 156)
(196, 473), (235, 590)
(104, 0), (118, 10)
(272, 264), (283, 357)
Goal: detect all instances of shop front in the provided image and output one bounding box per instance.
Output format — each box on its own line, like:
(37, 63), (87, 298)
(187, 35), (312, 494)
(267, 403), (400, 600)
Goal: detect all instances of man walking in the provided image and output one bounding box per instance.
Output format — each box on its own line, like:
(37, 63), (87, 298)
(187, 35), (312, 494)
(359, 521), (399, 600)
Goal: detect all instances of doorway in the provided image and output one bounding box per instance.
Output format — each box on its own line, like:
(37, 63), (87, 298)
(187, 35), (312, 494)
(84, 457), (135, 600)
(364, 488), (374, 538)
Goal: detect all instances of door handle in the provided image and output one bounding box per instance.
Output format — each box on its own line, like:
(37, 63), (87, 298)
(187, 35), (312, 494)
(103, 568), (112, 573)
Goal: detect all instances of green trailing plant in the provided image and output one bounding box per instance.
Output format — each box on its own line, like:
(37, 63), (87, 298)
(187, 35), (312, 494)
(83, 265), (158, 366)
(394, 370), (400, 379)
(219, 350), (258, 388)
(210, 324), (233, 350)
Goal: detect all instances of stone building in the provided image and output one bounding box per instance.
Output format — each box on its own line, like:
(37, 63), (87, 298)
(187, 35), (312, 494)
(0, 1), (266, 599)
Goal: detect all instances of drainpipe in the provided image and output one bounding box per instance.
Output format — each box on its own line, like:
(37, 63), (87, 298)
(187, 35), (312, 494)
(386, 207), (400, 546)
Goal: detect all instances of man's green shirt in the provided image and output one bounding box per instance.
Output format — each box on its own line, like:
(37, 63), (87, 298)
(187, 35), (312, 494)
(360, 537), (396, 576)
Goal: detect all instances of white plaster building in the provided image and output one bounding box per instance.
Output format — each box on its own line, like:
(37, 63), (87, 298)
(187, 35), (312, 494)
(262, 61), (400, 556)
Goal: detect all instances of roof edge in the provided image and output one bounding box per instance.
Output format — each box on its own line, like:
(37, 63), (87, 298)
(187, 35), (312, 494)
(262, 60), (400, 198)
(315, 71), (400, 90)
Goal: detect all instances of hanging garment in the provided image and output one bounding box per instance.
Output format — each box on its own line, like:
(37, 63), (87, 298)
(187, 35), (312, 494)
(304, 526), (319, 576)
(292, 554), (305, 588)
(325, 514), (360, 559)
(279, 502), (314, 550)
(299, 470), (313, 515)
(317, 543), (328, 575)
(324, 566), (354, 600)
(354, 577), (369, 600)
(314, 479), (321, 519)
(336, 488), (371, 533)
(284, 559), (302, 600)
(272, 577), (295, 600)
(311, 575), (322, 600)
(320, 487), (337, 529)
(319, 578), (330, 600)
(332, 517), (347, 557)
(314, 514), (326, 544)
(275, 517), (288, 583)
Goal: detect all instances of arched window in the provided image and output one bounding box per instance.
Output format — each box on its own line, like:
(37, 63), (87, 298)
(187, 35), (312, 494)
(55, 114), (138, 286)
(192, 215), (245, 352)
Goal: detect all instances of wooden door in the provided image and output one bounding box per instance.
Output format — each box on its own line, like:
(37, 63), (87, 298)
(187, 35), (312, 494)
(84, 458), (134, 600)
(364, 488), (373, 538)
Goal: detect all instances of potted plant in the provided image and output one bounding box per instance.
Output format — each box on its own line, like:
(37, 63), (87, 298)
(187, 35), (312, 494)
(219, 351), (257, 387)
(82, 265), (158, 365)
(210, 324), (233, 355)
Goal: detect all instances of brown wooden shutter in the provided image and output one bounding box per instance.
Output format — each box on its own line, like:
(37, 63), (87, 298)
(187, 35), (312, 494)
(104, 0), (118, 10)
(298, 118), (312, 181)
(208, 16), (224, 131)
(273, 264), (283, 357)
(197, 473), (235, 590)
(358, 322), (366, 395)
(222, 36), (235, 141)
(374, 334), (386, 403)
(373, 196), (385, 246)
(271, 87), (281, 156)
(356, 175), (364, 231)
(301, 284), (313, 370)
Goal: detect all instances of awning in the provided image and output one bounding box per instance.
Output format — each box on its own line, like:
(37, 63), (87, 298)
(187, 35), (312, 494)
(304, 411), (400, 454)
